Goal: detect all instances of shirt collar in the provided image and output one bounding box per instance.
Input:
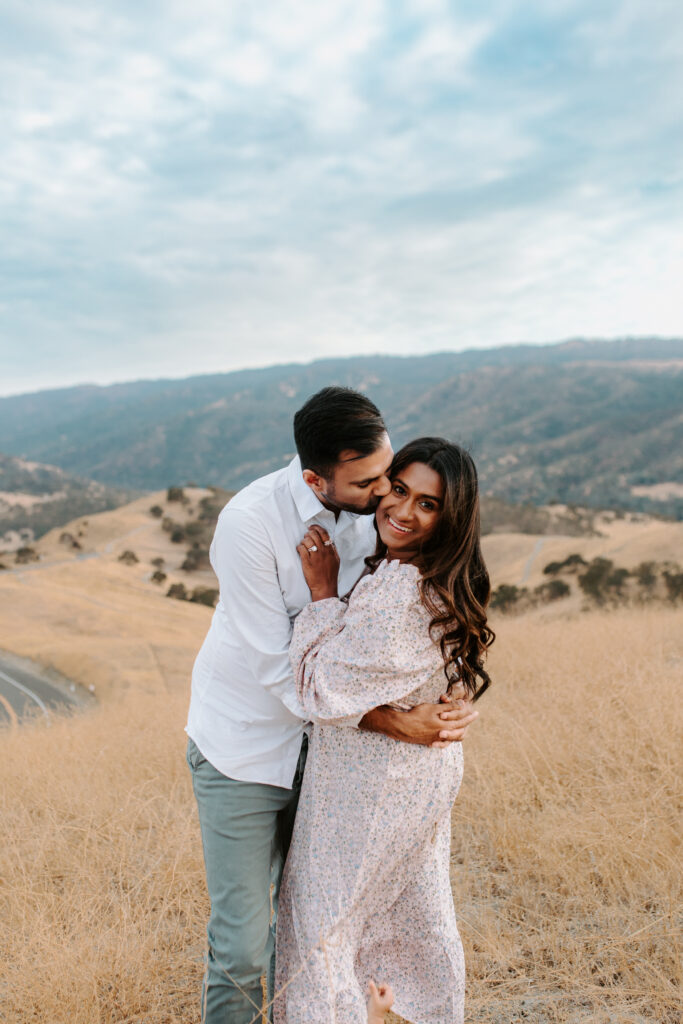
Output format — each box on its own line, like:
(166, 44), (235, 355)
(286, 455), (364, 531)
(287, 455), (326, 523)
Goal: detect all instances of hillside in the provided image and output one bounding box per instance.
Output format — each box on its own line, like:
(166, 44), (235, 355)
(0, 492), (680, 1023)
(0, 453), (135, 545)
(0, 337), (681, 517)
(1, 490), (680, 701)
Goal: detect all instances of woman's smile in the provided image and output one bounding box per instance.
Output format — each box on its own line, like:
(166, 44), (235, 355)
(385, 513), (413, 535)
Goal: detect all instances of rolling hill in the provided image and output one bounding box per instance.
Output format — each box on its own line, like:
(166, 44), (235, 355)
(0, 337), (681, 517)
(0, 453), (135, 546)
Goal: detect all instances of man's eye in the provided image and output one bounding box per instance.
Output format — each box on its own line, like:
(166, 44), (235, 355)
(393, 484), (405, 494)
(356, 482), (371, 489)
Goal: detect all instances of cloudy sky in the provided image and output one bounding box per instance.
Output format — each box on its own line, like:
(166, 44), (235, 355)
(1, 0), (682, 396)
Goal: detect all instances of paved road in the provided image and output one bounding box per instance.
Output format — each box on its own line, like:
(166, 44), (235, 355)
(520, 537), (548, 584)
(0, 654), (80, 725)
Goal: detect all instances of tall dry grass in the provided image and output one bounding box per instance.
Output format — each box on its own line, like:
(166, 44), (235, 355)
(1, 606), (681, 1023)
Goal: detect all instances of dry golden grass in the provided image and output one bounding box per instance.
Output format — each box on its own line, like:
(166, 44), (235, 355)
(1, 606), (681, 1023)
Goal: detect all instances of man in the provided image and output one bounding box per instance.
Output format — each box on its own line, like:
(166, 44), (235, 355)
(186, 386), (478, 1024)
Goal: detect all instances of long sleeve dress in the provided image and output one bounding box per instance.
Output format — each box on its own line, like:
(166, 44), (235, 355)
(274, 559), (465, 1024)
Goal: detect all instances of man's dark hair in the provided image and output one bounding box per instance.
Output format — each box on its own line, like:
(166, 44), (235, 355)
(293, 386), (387, 476)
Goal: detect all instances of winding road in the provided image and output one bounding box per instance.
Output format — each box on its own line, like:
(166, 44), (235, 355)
(0, 653), (80, 725)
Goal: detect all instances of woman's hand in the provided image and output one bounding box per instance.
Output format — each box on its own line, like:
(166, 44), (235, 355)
(296, 525), (340, 601)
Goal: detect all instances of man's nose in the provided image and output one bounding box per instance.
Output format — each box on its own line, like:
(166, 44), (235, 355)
(373, 475), (392, 497)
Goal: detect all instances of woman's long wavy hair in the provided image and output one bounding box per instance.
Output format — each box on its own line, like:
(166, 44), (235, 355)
(368, 437), (494, 700)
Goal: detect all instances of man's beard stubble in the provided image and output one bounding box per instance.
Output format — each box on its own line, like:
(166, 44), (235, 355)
(318, 486), (381, 517)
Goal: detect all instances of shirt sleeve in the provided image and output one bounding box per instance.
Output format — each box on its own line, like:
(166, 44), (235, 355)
(289, 561), (441, 723)
(211, 506), (307, 721)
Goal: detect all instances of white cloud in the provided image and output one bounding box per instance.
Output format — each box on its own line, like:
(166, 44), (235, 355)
(0, 0), (682, 395)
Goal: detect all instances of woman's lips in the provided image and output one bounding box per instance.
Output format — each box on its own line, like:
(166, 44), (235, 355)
(385, 513), (413, 535)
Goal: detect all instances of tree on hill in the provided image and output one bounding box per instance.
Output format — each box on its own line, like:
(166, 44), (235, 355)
(534, 579), (571, 601)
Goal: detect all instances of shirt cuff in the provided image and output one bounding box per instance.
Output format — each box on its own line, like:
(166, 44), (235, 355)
(280, 686), (310, 722)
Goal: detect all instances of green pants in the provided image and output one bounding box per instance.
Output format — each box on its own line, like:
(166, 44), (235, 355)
(187, 736), (307, 1024)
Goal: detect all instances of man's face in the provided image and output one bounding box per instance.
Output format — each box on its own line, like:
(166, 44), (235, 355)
(304, 434), (394, 515)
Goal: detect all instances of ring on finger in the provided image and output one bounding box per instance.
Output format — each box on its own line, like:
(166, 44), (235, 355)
(308, 545), (318, 553)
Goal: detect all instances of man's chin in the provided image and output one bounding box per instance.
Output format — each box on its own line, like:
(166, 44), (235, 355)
(343, 498), (383, 516)
(352, 503), (381, 516)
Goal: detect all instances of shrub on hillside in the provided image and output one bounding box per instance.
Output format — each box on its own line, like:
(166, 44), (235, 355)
(634, 561), (657, 591)
(59, 531), (82, 551)
(166, 487), (186, 503)
(167, 583), (188, 600)
(543, 553), (587, 576)
(181, 546), (210, 572)
(151, 557), (165, 569)
(170, 528), (186, 544)
(149, 505), (163, 518)
(184, 521), (205, 539)
(490, 584), (527, 612)
(578, 558), (633, 603)
(189, 587), (219, 608)
(578, 558), (614, 603)
(663, 570), (683, 603)
(534, 579), (571, 602)
(15, 547), (39, 564)
(118, 550), (139, 565)
(151, 570), (167, 584)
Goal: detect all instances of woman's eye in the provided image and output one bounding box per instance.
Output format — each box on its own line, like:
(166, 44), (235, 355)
(393, 484), (405, 494)
(420, 502), (435, 511)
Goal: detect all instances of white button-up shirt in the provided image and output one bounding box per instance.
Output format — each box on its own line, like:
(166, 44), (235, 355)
(186, 456), (377, 788)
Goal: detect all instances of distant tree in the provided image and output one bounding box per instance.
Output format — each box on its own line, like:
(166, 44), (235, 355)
(490, 584), (523, 612)
(634, 561), (657, 591)
(184, 521), (205, 539)
(606, 567), (630, 597)
(118, 550), (139, 565)
(190, 586), (219, 608)
(543, 553), (587, 576)
(535, 579), (571, 602)
(563, 553), (588, 570)
(150, 570), (167, 584)
(663, 570), (683, 603)
(59, 531), (82, 551)
(149, 505), (163, 518)
(15, 547), (39, 564)
(543, 561), (563, 576)
(181, 545), (210, 572)
(167, 487), (185, 502)
(578, 558), (614, 603)
(167, 582), (188, 600)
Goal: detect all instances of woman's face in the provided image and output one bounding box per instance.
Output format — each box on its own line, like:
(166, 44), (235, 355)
(376, 460), (444, 560)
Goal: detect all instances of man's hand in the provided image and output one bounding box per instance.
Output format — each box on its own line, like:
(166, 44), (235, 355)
(359, 689), (478, 748)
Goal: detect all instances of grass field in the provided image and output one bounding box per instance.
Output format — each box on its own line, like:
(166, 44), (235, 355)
(1, 606), (681, 1023)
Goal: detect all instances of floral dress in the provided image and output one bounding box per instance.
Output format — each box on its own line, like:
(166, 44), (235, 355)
(274, 559), (465, 1024)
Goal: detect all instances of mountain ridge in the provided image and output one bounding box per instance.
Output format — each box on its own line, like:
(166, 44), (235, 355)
(1, 337), (681, 519)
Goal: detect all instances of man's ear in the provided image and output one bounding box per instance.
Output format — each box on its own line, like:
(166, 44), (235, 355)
(302, 469), (323, 490)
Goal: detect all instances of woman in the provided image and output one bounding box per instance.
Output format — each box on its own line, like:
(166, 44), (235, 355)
(274, 438), (493, 1024)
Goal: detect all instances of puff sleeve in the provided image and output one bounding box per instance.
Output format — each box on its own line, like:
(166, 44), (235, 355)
(289, 560), (441, 723)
